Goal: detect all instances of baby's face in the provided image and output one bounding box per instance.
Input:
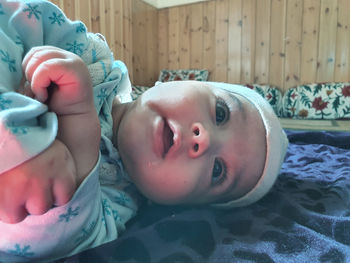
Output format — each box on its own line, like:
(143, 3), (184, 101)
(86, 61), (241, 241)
(117, 81), (266, 205)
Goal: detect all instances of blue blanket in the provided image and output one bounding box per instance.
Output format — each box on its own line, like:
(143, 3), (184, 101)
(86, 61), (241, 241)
(57, 129), (350, 262)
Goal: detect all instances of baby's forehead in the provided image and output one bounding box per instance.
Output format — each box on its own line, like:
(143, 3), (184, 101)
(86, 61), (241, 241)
(157, 80), (212, 90)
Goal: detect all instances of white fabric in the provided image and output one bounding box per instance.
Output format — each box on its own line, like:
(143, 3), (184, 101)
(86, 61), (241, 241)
(207, 82), (289, 208)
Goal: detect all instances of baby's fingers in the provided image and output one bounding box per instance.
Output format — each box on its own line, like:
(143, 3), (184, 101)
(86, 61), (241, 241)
(53, 174), (76, 206)
(25, 180), (54, 216)
(22, 46), (52, 70)
(23, 48), (67, 102)
(22, 46), (66, 81)
(52, 152), (77, 207)
(0, 205), (27, 224)
(29, 60), (60, 102)
(0, 175), (28, 224)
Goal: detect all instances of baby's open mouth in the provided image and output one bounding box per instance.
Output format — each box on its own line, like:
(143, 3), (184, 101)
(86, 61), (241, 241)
(163, 119), (174, 157)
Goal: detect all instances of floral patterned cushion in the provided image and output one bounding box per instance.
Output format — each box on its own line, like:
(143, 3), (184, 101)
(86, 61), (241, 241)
(245, 84), (283, 116)
(282, 83), (350, 119)
(131, 85), (149, 100)
(158, 69), (209, 82)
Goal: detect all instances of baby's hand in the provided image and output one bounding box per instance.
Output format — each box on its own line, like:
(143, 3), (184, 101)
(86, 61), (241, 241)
(22, 46), (93, 115)
(0, 140), (77, 224)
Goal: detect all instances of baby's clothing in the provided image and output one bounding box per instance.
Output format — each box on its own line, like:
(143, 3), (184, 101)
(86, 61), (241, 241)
(0, 0), (138, 262)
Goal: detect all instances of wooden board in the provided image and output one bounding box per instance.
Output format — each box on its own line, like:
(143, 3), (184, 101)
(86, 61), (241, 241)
(158, 9), (169, 72)
(334, 0), (350, 82)
(240, 0), (256, 84)
(179, 5), (191, 69)
(214, 0), (229, 82)
(316, 0), (337, 83)
(202, 0), (216, 79)
(227, 0), (242, 84)
(254, 0), (271, 84)
(280, 118), (350, 132)
(284, 0), (303, 90)
(190, 3), (203, 69)
(269, 0), (287, 90)
(300, 0), (320, 84)
(168, 7), (180, 69)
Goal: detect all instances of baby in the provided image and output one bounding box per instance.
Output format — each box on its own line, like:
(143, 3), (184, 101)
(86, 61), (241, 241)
(0, 0), (288, 262)
(1, 47), (288, 262)
(19, 46), (287, 208)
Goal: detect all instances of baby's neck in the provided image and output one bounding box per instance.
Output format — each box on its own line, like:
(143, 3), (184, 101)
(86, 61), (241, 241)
(111, 98), (133, 149)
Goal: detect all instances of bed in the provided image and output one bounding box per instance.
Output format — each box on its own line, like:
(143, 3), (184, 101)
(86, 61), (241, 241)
(56, 127), (350, 263)
(2, 1), (349, 261)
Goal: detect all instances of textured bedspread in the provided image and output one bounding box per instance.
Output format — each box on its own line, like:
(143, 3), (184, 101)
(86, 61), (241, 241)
(58, 129), (350, 263)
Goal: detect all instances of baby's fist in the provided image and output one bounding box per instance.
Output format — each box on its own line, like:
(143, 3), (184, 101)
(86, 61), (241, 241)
(0, 140), (77, 224)
(22, 46), (93, 115)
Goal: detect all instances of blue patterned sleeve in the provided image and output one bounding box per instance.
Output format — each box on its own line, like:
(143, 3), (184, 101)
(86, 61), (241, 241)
(0, 2), (138, 262)
(0, 92), (58, 173)
(0, 154), (137, 262)
(0, 0), (90, 173)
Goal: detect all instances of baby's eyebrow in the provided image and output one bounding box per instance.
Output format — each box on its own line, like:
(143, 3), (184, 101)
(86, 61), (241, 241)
(227, 93), (246, 119)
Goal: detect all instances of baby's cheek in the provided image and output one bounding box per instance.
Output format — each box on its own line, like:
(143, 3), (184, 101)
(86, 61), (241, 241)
(142, 173), (196, 204)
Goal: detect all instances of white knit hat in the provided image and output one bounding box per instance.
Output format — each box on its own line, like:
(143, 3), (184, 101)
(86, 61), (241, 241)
(207, 82), (289, 208)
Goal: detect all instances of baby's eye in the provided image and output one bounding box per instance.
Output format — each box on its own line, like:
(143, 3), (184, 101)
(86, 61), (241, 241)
(216, 98), (229, 125)
(212, 158), (227, 185)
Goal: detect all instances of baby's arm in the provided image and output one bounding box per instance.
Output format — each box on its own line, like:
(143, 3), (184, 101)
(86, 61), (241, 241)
(22, 46), (101, 185)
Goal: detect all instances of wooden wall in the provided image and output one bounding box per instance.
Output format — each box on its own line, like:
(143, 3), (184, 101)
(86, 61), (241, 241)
(157, 0), (350, 92)
(132, 0), (159, 86)
(50, 0), (350, 93)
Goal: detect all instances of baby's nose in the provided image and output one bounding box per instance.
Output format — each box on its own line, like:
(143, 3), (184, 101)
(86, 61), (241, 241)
(188, 122), (210, 158)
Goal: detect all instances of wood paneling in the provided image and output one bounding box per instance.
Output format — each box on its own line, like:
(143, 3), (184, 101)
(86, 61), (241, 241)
(158, 9), (169, 72)
(179, 5), (191, 69)
(300, 0), (320, 84)
(269, 0), (287, 90)
(317, 0), (338, 83)
(215, 0), (229, 82)
(51, 0), (350, 91)
(190, 3), (203, 69)
(155, 0), (350, 92)
(202, 1), (216, 79)
(335, 0), (350, 82)
(132, 0), (147, 83)
(284, 0), (303, 89)
(227, 0), (242, 83)
(168, 7), (180, 69)
(255, 0), (270, 84)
